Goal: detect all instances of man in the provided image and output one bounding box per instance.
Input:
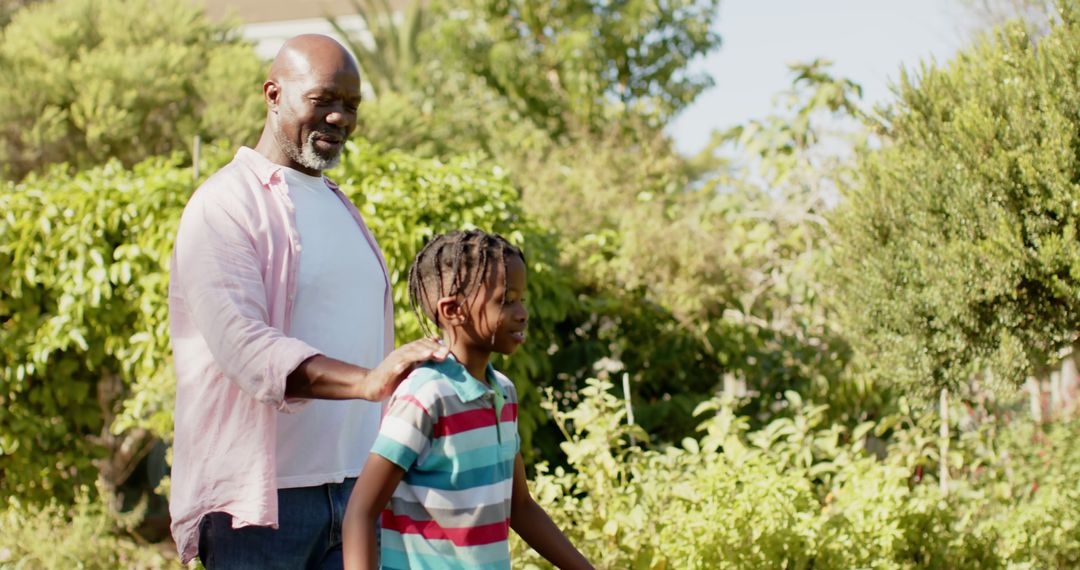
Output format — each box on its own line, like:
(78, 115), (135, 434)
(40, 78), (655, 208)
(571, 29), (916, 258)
(168, 34), (447, 568)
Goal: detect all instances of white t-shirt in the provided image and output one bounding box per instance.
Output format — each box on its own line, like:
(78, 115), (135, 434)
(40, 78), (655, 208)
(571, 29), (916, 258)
(274, 167), (386, 489)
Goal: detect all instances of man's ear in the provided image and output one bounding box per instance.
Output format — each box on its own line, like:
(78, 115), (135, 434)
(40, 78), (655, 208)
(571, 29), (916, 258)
(264, 80), (281, 110)
(436, 296), (466, 326)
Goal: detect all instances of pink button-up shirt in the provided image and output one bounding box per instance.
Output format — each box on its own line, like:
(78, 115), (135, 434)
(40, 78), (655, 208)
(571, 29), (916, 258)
(168, 147), (394, 563)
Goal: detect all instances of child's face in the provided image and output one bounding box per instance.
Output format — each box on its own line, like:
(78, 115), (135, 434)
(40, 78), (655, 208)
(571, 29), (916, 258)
(460, 254), (528, 355)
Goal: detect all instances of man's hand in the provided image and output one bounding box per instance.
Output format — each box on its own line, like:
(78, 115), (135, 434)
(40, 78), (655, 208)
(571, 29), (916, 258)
(356, 338), (449, 401)
(285, 338), (448, 401)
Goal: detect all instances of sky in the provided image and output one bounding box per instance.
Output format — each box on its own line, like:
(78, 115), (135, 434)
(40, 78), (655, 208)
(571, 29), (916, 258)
(668, 0), (973, 154)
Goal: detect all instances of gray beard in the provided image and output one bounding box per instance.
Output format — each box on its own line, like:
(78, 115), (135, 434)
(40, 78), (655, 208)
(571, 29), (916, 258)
(275, 129), (342, 172)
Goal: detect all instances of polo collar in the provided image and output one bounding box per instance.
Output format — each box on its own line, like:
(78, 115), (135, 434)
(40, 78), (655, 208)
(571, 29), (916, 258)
(434, 354), (498, 404)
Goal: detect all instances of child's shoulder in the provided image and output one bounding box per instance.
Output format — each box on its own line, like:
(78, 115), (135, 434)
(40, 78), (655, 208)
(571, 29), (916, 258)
(390, 360), (459, 399)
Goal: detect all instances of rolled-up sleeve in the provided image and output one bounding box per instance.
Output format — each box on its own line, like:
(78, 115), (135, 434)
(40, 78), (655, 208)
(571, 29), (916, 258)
(172, 186), (319, 411)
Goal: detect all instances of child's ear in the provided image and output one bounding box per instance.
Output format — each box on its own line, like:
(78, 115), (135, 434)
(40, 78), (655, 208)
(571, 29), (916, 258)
(436, 296), (467, 326)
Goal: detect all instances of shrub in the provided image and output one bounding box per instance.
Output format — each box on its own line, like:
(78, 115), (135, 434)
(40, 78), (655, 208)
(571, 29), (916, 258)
(0, 0), (264, 181)
(513, 378), (1080, 569)
(832, 0), (1080, 394)
(0, 486), (176, 569)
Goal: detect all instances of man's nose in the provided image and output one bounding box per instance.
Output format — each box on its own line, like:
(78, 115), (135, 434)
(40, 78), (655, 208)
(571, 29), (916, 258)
(325, 106), (355, 131)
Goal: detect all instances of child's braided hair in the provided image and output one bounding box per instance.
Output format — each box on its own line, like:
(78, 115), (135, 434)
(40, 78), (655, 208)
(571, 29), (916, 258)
(407, 229), (525, 337)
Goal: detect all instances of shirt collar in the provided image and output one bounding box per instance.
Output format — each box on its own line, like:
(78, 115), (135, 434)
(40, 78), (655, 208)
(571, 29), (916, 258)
(234, 147), (341, 192)
(433, 354), (498, 403)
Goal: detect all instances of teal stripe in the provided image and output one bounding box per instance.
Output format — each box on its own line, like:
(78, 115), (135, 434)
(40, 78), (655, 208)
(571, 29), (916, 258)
(404, 458), (514, 491)
(423, 442), (514, 473)
(372, 437), (418, 470)
(433, 422), (515, 454)
(381, 531), (510, 569)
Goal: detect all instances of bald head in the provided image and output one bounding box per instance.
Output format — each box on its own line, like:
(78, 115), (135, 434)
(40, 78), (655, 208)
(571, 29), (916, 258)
(269, 34), (360, 85)
(255, 34), (362, 175)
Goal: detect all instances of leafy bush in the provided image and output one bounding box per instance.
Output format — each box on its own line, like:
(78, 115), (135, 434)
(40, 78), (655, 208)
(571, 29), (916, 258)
(0, 155), (193, 504)
(0, 0), (264, 181)
(832, 1), (1080, 394)
(0, 486), (175, 569)
(512, 378), (1080, 569)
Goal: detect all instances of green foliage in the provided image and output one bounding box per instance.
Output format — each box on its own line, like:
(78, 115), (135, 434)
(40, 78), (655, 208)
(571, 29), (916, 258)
(0, 0), (40, 29)
(530, 62), (866, 431)
(514, 378), (1080, 569)
(0, 155), (195, 504)
(432, 0), (720, 136)
(0, 0), (264, 181)
(685, 60), (871, 421)
(351, 0), (720, 157)
(832, 2), (1080, 394)
(0, 486), (177, 569)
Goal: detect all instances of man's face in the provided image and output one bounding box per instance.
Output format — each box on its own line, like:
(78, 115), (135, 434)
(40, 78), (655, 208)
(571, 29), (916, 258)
(270, 64), (361, 174)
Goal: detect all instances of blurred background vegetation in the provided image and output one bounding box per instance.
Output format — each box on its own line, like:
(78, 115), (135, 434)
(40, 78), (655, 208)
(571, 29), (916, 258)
(2, 0), (1080, 567)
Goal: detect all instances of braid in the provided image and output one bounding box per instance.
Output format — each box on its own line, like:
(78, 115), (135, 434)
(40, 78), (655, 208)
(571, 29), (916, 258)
(407, 229), (525, 336)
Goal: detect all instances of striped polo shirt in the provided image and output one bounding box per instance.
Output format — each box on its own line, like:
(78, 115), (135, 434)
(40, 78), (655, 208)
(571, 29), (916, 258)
(371, 356), (519, 570)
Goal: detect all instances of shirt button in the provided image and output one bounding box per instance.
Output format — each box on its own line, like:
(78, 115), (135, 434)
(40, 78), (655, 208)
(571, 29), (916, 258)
(295, 244), (303, 252)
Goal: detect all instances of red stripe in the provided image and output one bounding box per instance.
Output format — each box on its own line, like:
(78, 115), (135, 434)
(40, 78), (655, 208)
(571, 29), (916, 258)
(381, 512), (510, 546)
(432, 408), (496, 436)
(431, 404), (518, 437)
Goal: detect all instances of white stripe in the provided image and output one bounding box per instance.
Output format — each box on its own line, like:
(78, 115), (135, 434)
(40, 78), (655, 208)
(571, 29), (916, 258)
(393, 479), (513, 510)
(420, 374), (516, 402)
(381, 415), (429, 453)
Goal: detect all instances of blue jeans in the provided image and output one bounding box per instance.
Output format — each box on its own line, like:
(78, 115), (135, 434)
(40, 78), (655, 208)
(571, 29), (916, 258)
(198, 478), (358, 570)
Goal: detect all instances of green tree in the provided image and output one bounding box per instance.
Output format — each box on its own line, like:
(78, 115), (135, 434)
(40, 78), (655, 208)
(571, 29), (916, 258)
(0, 0), (265, 181)
(430, 0), (720, 137)
(832, 2), (1080, 396)
(348, 0), (721, 157)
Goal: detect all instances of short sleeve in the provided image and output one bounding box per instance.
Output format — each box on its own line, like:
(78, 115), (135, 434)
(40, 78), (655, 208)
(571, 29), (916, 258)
(371, 383), (435, 471)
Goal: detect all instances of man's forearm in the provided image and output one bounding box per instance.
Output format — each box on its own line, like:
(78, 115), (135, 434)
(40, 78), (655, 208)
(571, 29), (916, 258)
(286, 354), (372, 400)
(285, 338), (448, 402)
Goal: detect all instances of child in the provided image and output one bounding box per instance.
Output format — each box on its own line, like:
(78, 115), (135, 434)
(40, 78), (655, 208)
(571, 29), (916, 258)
(343, 229), (593, 570)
